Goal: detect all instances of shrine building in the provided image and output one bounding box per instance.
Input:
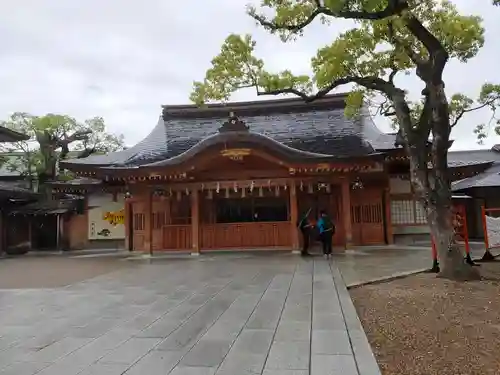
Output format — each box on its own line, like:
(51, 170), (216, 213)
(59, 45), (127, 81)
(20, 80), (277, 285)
(56, 94), (489, 253)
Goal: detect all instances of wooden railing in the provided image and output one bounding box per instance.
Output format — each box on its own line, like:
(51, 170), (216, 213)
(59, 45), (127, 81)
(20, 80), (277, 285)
(200, 222), (291, 249)
(162, 225), (192, 250)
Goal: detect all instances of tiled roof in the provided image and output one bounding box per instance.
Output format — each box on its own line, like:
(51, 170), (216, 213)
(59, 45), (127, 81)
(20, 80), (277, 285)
(8, 199), (75, 216)
(0, 126), (29, 143)
(447, 159), (494, 168)
(452, 165), (500, 191)
(0, 181), (37, 199)
(450, 146), (500, 191)
(62, 94), (398, 169)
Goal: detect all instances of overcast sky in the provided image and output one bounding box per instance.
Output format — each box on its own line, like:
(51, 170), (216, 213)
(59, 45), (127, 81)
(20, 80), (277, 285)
(0, 0), (498, 150)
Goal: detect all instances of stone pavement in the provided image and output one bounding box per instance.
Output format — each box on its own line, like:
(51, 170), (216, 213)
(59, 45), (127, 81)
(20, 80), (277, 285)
(334, 244), (500, 287)
(334, 247), (430, 287)
(0, 255), (380, 375)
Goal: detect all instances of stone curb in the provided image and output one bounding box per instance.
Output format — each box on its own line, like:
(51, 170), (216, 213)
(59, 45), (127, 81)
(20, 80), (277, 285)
(330, 262), (383, 375)
(346, 268), (430, 289)
(345, 252), (499, 289)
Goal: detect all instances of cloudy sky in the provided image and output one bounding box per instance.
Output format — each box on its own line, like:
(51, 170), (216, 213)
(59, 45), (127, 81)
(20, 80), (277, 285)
(0, 0), (498, 150)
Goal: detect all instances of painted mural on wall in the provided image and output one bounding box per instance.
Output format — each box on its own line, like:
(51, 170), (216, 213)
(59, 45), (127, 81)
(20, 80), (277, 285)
(88, 194), (125, 240)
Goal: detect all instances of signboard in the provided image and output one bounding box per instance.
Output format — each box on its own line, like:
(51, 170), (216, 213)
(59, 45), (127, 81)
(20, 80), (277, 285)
(88, 198), (125, 240)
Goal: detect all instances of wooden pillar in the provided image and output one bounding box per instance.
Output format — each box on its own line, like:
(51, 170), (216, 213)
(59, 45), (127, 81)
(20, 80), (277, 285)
(384, 187), (394, 244)
(289, 182), (300, 252)
(144, 191), (153, 255)
(341, 178), (353, 249)
(124, 199), (131, 251)
(191, 190), (200, 255)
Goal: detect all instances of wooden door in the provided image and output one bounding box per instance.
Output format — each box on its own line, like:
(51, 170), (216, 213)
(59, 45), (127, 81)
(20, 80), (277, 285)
(152, 198), (169, 251)
(351, 189), (385, 245)
(131, 201), (146, 251)
(163, 196), (192, 250)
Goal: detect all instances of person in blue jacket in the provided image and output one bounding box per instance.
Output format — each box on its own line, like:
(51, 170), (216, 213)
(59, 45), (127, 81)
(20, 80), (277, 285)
(317, 210), (335, 258)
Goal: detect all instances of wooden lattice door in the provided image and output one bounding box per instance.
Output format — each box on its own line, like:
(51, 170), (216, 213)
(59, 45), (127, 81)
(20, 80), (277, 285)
(131, 201), (146, 251)
(350, 189), (385, 245)
(152, 198), (169, 251)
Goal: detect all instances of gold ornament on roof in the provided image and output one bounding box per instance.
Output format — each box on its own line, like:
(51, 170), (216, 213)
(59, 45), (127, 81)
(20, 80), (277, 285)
(220, 148), (251, 161)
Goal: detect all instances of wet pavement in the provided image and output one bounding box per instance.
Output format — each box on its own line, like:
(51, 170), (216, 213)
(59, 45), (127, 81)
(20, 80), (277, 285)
(334, 244), (499, 287)
(0, 254), (380, 375)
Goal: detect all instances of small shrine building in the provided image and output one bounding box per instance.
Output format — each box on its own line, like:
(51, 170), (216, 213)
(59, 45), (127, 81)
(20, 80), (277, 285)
(57, 94), (489, 253)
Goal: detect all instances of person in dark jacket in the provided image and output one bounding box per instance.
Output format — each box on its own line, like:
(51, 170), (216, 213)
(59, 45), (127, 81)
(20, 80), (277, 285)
(317, 210), (335, 258)
(297, 208), (313, 256)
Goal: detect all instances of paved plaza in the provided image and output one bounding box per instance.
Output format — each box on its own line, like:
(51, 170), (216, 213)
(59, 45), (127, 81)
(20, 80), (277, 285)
(0, 254), (380, 375)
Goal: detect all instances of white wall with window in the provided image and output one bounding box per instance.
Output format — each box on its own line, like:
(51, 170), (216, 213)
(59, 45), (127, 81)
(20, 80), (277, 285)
(389, 177), (430, 235)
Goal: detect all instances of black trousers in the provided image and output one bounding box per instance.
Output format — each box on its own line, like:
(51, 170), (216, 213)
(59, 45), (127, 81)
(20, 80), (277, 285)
(320, 232), (333, 255)
(301, 230), (310, 254)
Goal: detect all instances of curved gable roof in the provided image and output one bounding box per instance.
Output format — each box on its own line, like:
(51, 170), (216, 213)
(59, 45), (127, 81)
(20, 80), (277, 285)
(62, 93), (396, 170)
(140, 130), (375, 169)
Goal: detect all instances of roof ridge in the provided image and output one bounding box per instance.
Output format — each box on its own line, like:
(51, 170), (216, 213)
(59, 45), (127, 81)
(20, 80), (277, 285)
(163, 92), (348, 111)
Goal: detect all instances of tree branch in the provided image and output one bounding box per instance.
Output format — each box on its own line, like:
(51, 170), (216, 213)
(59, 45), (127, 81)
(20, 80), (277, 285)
(387, 20), (427, 69)
(251, 0), (409, 34)
(257, 75), (395, 102)
(57, 129), (92, 159)
(451, 101), (494, 127)
(417, 90), (433, 137)
(403, 16), (448, 83)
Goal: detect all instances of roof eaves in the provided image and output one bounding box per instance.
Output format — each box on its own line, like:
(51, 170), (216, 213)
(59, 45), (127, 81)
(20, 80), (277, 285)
(0, 127), (30, 142)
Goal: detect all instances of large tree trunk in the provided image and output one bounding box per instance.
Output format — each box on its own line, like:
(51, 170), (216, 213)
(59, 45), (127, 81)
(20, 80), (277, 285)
(392, 86), (480, 281)
(424, 185), (480, 280)
(426, 84), (480, 280)
(408, 148), (480, 281)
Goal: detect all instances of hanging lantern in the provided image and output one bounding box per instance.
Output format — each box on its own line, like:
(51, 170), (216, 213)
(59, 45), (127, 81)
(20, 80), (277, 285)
(250, 181), (255, 193)
(284, 184), (287, 190)
(185, 187), (189, 195)
(300, 181), (304, 191)
(275, 185), (280, 197)
(351, 177), (364, 190)
(318, 183), (328, 191)
(216, 182), (220, 194)
(234, 182), (238, 192)
(241, 188), (246, 198)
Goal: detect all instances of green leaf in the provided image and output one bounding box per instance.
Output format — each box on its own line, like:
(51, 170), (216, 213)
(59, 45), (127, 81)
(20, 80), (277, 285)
(0, 112), (124, 180)
(192, 0), (498, 145)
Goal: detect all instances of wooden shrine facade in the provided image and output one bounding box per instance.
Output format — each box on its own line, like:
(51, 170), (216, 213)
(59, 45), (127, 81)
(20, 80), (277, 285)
(86, 122), (393, 252)
(60, 110), (398, 253)
(125, 176), (389, 253)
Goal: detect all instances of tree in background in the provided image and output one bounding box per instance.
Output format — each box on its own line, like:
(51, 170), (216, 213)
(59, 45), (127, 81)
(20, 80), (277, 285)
(191, 0), (500, 280)
(0, 112), (124, 188)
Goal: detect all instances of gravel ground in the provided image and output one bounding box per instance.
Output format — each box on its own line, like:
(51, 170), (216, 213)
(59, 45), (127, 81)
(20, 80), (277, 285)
(0, 255), (133, 288)
(350, 262), (500, 375)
